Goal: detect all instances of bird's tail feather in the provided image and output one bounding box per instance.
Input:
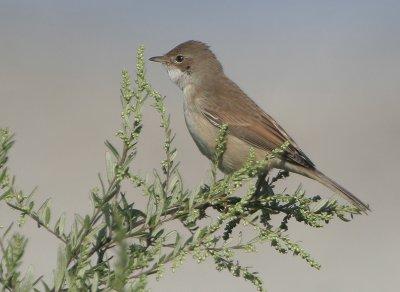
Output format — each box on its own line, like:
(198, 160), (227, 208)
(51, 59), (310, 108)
(283, 163), (370, 212)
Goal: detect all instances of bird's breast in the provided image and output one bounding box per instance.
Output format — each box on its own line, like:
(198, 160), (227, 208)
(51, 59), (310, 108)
(183, 95), (218, 160)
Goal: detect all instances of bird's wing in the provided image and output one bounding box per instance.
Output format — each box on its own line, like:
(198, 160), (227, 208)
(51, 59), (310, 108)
(196, 77), (315, 168)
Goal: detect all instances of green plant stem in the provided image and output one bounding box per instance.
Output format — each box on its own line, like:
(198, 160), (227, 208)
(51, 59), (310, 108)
(6, 203), (67, 244)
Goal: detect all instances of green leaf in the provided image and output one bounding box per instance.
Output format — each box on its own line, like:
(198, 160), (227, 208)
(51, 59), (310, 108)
(41, 281), (52, 292)
(54, 214), (66, 236)
(105, 150), (117, 183)
(54, 247), (67, 291)
(246, 210), (262, 223)
(172, 234), (182, 256)
(44, 206), (51, 226)
(188, 186), (199, 210)
(98, 173), (106, 195)
(37, 199), (51, 222)
(192, 227), (206, 244)
(91, 272), (99, 292)
(145, 196), (156, 226)
(2, 222), (14, 236)
(105, 140), (120, 160)
(0, 168), (7, 184)
(168, 174), (182, 205)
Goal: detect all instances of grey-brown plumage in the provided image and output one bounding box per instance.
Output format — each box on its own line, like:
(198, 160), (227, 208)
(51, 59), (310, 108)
(149, 40), (369, 212)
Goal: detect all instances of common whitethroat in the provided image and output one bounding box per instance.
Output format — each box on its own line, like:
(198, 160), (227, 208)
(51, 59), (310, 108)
(149, 40), (369, 212)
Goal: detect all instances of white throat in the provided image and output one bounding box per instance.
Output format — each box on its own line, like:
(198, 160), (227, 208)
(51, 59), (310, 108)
(166, 67), (191, 91)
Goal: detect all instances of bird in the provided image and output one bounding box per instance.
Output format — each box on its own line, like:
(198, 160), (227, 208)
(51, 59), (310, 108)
(149, 40), (369, 212)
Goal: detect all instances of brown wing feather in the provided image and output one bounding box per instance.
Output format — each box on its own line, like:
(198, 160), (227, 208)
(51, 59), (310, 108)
(196, 76), (315, 168)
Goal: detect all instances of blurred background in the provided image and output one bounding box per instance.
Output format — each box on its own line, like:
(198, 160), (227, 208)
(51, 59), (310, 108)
(0, 1), (399, 291)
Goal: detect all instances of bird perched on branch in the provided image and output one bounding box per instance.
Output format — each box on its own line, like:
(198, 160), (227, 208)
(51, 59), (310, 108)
(150, 40), (369, 212)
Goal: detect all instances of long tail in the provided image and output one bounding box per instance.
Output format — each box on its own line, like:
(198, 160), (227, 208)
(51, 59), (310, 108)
(283, 163), (370, 212)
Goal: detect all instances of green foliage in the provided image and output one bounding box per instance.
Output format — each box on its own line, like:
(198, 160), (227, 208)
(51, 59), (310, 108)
(0, 46), (362, 291)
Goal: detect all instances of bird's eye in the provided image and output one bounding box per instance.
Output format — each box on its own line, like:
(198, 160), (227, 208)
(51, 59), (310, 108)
(175, 55), (184, 63)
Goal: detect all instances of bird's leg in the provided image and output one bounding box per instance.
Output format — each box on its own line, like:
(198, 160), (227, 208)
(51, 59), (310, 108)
(255, 171), (269, 195)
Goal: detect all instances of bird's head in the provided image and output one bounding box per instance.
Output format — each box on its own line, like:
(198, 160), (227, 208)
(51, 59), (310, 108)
(149, 40), (223, 90)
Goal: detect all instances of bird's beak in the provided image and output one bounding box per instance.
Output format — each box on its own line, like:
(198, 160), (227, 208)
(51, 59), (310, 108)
(149, 55), (166, 63)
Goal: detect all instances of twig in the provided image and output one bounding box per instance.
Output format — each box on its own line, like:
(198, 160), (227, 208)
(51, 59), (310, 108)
(6, 203), (67, 244)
